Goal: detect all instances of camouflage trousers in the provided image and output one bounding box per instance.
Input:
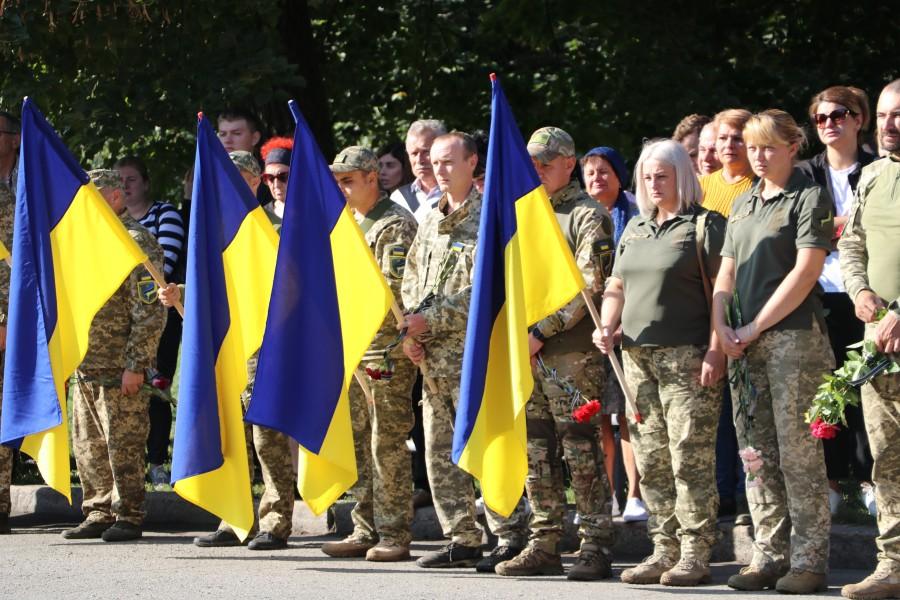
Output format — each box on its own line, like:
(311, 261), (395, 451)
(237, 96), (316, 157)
(623, 345), (720, 561)
(423, 374), (529, 547)
(732, 326), (832, 573)
(218, 391), (295, 539)
(348, 358), (416, 546)
(860, 322), (900, 569)
(525, 351), (614, 554)
(72, 374), (150, 526)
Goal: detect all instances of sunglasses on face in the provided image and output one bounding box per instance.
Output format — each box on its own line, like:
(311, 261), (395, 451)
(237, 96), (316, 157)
(262, 172), (289, 184)
(812, 108), (855, 128)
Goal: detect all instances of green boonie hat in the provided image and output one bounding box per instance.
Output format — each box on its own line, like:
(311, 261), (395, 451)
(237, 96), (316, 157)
(229, 150), (261, 177)
(87, 169), (123, 191)
(526, 126), (575, 163)
(330, 146), (378, 173)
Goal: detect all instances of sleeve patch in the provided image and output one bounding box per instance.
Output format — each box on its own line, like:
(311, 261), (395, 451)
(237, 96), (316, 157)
(137, 274), (159, 305)
(387, 244), (408, 279)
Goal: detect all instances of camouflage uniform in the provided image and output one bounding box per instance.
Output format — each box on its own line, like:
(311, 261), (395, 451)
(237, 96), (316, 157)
(339, 158), (420, 545)
(612, 205), (727, 566)
(840, 155), (900, 572)
(723, 172), (834, 574)
(526, 179), (616, 555)
(401, 186), (528, 548)
(731, 327), (833, 572)
(0, 183), (14, 518)
(72, 194), (166, 526)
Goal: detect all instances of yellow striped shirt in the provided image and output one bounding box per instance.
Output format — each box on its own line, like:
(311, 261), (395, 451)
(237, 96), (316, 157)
(700, 169), (753, 217)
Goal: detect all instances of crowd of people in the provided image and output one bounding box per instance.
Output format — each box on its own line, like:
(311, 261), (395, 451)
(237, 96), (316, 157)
(0, 77), (899, 599)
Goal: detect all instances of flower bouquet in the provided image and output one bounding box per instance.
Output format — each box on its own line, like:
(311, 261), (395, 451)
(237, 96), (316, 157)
(535, 354), (600, 423)
(725, 290), (762, 487)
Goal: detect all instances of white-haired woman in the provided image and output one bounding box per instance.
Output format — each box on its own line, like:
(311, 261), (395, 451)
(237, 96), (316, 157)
(713, 110), (833, 595)
(593, 139), (726, 586)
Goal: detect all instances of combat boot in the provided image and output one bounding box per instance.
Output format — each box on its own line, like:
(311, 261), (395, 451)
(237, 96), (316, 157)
(416, 542), (482, 568)
(321, 533), (376, 558)
(621, 551), (677, 584)
(247, 531), (288, 550)
(193, 529), (245, 547)
(366, 541), (410, 562)
(475, 544), (523, 573)
(775, 568), (827, 594)
(727, 563), (789, 591)
(495, 545), (564, 577)
(61, 519), (113, 539)
(842, 562), (900, 599)
(101, 521), (142, 542)
(567, 543), (613, 581)
(660, 557), (712, 586)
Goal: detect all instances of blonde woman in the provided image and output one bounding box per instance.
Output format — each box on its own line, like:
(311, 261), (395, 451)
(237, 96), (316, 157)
(713, 110), (834, 594)
(594, 139), (726, 586)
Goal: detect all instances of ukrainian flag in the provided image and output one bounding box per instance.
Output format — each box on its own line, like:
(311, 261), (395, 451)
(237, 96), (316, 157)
(453, 76), (585, 516)
(0, 239), (8, 262)
(170, 115), (278, 540)
(246, 101), (391, 515)
(0, 99), (148, 501)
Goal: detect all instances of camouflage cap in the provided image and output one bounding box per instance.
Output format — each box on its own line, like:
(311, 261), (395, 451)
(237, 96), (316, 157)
(526, 126), (576, 163)
(330, 146), (378, 173)
(229, 150), (261, 177)
(87, 169), (123, 191)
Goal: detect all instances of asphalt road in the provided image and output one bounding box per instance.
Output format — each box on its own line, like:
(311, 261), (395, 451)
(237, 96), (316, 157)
(0, 526), (869, 599)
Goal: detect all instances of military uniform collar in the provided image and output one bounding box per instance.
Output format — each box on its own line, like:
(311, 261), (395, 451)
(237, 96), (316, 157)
(635, 203), (701, 228)
(437, 186), (480, 233)
(749, 169), (807, 203)
(548, 180), (582, 208)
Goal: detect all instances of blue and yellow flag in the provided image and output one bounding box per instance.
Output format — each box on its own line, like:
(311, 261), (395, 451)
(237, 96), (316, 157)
(0, 239), (9, 262)
(0, 98), (148, 501)
(246, 101), (392, 515)
(170, 115), (279, 540)
(453, 76), (585, 516)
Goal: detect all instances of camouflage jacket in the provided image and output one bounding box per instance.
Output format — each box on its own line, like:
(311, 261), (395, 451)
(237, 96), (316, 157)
(533, 180), (614, 340)
(0, 183), (13, 324)
(358, 195), (418, 362)
(77, 213), (166, 376)
(401, 186), (481, 377)
(839, 155), (900, 305)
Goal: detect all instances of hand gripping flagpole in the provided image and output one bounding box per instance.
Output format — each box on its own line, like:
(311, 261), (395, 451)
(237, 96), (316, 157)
(142, 258), (184, 318)
(391, 300), (439, 394)
(580, 289), (642, 423)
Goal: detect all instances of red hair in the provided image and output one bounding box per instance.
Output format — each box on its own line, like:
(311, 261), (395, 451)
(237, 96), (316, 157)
(261, 136), (293, 161)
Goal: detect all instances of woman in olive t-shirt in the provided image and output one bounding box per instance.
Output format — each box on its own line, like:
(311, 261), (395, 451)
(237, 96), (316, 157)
(713, 110), (834, 594)
(593, 139), (726, 586)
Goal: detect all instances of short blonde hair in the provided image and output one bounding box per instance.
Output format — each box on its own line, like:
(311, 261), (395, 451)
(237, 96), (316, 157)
(633, 139), (702, 217)
(743, 109), (807, 151)
(714, 108), (752, 132)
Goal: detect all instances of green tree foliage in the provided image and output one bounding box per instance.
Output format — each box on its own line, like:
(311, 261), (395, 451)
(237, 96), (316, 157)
(1, 0), (897, 201)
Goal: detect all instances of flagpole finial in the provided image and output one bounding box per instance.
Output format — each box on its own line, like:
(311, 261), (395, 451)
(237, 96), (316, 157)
(489, 73), (497, 82)
(197, 112), (204, 121)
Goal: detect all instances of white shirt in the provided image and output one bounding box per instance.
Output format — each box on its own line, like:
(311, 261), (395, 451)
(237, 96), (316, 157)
(390, 178), (443, 224)
(819, 162), (857, 293)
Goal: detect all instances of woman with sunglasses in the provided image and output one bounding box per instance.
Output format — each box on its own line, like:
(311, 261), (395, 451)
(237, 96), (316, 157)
(261, 136), (293, 224)
(798, 86), (877, 518)
(714, 110), (834, 594)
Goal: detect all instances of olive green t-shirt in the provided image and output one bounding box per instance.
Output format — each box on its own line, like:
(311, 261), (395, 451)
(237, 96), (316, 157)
(859, 158), (900, 304)
(611, 204), (726, 347)
(721, 170), (833, 331)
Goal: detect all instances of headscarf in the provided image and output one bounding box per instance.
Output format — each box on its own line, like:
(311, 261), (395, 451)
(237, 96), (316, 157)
(583, 146), (635, 244)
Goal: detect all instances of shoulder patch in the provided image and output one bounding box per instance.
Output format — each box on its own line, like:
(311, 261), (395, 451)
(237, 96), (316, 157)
(137, 273), (159, 305)
(592, 239), (614, 277)
(387, 244), (407, 279)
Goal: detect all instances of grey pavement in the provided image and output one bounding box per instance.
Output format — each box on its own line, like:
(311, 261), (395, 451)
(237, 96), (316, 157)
(0, 526), (874, 600)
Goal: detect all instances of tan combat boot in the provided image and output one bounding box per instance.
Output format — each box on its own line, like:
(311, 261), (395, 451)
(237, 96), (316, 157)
(320, 533), (376, 558)
(495, 545), (564, 576)
(775, 568), (827, 594)
(842, 563), (900, 599)
(660, 557), (712, 586)
(727, 563), (789, 591)
(621, 551), (678, 585)
(366, 541), (410, 562)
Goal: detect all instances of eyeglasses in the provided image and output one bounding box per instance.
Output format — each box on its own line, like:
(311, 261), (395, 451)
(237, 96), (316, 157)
(812, 108), (855, 128)
(261, 172), (289, 184)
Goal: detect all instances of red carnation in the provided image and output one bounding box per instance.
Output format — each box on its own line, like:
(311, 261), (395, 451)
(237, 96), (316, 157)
(572, 399), (602, 423)
(809, 417), (840, 440)
(151, 375), (172, 391)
